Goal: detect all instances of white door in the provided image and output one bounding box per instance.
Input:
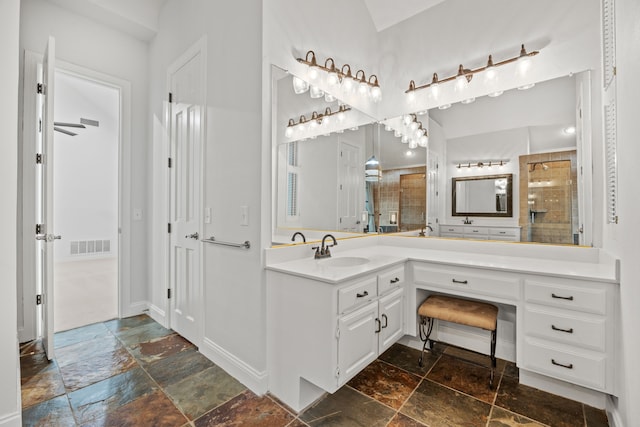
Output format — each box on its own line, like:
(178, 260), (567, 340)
(168, 45), (204, 345)
(37, 37), (59, 360)
(337, 301), (378, 386)
(338, 142), (361, 231)
(378, 288), (404, 353)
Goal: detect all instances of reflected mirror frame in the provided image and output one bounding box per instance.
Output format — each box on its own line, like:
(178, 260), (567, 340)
(452, 173), (513, 217)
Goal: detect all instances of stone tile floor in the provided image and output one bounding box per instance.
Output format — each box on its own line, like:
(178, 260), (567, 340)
(21, 315), (609, 426)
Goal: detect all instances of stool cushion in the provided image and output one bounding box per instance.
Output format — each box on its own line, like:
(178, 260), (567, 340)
(418, 295), (498, 331)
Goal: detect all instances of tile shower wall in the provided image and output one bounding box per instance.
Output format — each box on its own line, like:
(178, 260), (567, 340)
(375, 166), (426, 231)
(519, 151), (578, 244)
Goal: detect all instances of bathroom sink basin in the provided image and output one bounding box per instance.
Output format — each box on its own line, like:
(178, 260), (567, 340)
(319, 256), (370, 267)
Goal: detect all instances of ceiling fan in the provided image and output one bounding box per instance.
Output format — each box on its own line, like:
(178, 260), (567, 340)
(53, 117), (99, 136)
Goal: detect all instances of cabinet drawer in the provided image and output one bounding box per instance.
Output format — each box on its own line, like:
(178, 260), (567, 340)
(524, 305), (606, 352)
(524, 279), (607, 315)
(441, 225), (464, 234)
(523, 338), (606, 390)
(413, 263), (520, 300)
(338, 277), (378, 314)
(440, 232), (464, 239)
(489, 227), (518, 237)
(378, 266), (405, 295)
(466, 227), (489, 236)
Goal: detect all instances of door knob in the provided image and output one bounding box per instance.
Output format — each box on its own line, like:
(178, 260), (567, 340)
(185, 232), (199, 240)
(36, 234), (62, 242)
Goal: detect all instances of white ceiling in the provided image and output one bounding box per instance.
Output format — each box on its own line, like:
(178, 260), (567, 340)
(363, 0), (447, 32)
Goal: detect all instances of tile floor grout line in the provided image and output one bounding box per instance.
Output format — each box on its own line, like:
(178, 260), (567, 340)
(392, 377), (430, 427)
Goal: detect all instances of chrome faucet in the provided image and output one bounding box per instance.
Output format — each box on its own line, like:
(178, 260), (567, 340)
(313, 234), (337, 259)
(463, 216), (473, 225)
(291, 231), (306, 243)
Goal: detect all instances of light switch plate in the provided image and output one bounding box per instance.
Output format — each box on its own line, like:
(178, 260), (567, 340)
(240, 206), (249, 226)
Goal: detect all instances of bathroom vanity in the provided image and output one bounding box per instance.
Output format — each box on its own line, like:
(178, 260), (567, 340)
(265, 236), (619, 412)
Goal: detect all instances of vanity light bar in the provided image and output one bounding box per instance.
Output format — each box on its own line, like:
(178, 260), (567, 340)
(285, 105), (351, 138)
(297, 50), (382, 101)
(406, 44), (539, 94)
(454, 160), (509, 169)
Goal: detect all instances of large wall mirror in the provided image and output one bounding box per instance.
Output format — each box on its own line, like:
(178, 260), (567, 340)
(272, 67), (592, 246)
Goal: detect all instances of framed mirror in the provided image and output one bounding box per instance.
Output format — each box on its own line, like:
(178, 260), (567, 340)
(452, 174), (513, 217)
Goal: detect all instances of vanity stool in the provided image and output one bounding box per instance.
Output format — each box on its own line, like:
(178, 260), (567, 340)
(418, 294), (498, 388)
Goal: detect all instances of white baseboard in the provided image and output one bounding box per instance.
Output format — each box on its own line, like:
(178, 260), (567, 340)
(121, 301), (149, 319)
(606, 395), (624, 427)
(146, 303), (168, 328)
(0, 412), (21, 427)
(200, 338), (268, 395)
(519, 369), (607, 409)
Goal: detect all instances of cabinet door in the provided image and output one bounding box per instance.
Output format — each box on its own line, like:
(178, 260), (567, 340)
(338, 301), (378, 386)
(379, 287), (404, 353)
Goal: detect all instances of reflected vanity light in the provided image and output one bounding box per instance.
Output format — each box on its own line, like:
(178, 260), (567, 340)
(438, 103), (452, 110)
(488, 90), (504, 97)
(455, 159), (509, 170)
(285, 105), (351, 138)
(296, 50), (382, 103)
(564, 126), (576, 135)
(461, 97), (476, 104)
(517, 83), (536, 90)
(405, 44), (539, 97)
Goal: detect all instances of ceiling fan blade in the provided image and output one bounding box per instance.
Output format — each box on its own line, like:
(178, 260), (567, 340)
(80, 118), (99, 127)
(54, 122), (86, 128)
(54, 126), (77, 136)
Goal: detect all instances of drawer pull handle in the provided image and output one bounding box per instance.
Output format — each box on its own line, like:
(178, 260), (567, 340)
(452, 279), (468, 284)
(551, 293), (574, 301)
(448, 228), (455, 231)
(551, 359), (573, 369)
(390, 277), (400, 284)
(375, 318), (381, 333)
(551, 325), (574, 334)
(356, 291), (369, 298)
(381, 314), (388, 328)
(499, 231), (506, 234)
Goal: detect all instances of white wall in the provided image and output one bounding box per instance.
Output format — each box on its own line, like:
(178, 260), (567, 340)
(602, 0), (640, 425)
(0, 0), (22, 425)
(149, 0), (265, 390)
(53, 71), (119, 261)
(20, 0), (150, 313)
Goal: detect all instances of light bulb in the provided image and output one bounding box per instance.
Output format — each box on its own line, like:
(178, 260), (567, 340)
(341, 77), (356, 94)
(298, 122), (307, 133)
(409, 121), (419, 131)
(310, 119), (319, 129)
(517, 56), (532, 75)
(407, 90), (416, 103)
(292, 76), (309, 94)
(419, 135), (428, 147)
(307, 64), (319, 81)
(327, 71), (340, 87)
(414, 128), (424, 139)
(408, 140), (418, 149)
(384, 124), (392, 132)
(370, 85), (382, 103)
(322, 115), (331, 126)
(455, 74), (468, 92)
(285, 126), (294, 138)
(429, 83), (439, 99)
(394, 130), (401, 137)
(403, 115), (412, 125)
(358, 81), (370, 97)
(337, 110), (345, 122)
(401, 135), (409, 144)
(309, 85), (324, 98)
(324, 92), (336, 102)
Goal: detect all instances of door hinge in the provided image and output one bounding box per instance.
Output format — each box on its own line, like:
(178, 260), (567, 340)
(36, 294), (43, 305)
(167, 289), (171, 299)
(36, 153), (43, 164)
(169, 92), (173, 103)
(36, 224), (44, 234)
(39, 119), (42, 133)
(37, 83), (44, 94)
(167, 223), (171, 233)
(335, 327), (340, 339)
(168, 158), (172, 168)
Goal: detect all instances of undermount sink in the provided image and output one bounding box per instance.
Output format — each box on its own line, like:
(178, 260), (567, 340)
(318, 256), (370, 267)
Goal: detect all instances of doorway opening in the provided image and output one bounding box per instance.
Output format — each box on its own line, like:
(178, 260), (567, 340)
(51, 70), (119, 332)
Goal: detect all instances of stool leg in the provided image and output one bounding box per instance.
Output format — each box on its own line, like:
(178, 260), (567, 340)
(489, 329), (497, 389)
(418, 317), (434, 367)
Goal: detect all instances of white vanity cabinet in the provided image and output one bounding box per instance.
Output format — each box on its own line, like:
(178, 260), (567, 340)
(266, 263), (405, 412)
(439, 224), (521, 241)
(521, 276), (617, 393)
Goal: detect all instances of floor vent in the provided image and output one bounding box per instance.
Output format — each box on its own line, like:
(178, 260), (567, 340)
(70, 240), (111, 255)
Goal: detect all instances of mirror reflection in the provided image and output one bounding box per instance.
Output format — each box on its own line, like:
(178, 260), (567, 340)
(452, 174), (512, 217)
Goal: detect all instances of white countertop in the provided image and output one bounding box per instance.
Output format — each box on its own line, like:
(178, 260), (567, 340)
(265, 244), (619, 284)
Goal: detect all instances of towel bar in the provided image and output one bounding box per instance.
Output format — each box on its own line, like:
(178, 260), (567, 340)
(201, 236), (250, 249)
